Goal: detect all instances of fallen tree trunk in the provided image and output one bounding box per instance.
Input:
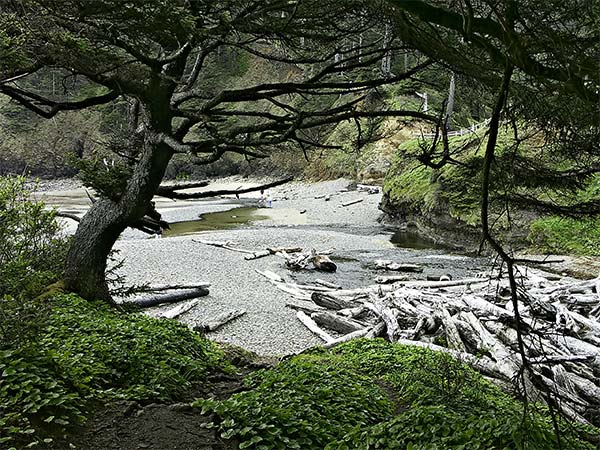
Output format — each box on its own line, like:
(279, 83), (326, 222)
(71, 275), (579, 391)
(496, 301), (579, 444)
(140, 282), (211, 292)
(193, 239), (255, 254)
(166, 177), (294, 200)
(311, 311), (365, 334)
(311, 292), (359, 310)
(281, 249), (337, 272)
(323, 326), (372, 348)
(314, 279), (341, 289)
(244, 247), (303, 260)
(375, 275), (410, 284)
(286, 299), (326, 314)
(313, 254), (337, 272)
(159, 299), (201, 319)
(374, 260), (424, 272)
(356, 184), (381, 194)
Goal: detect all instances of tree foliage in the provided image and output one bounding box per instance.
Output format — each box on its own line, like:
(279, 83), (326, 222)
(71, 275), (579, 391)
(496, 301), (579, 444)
(0, 0), (440, 300)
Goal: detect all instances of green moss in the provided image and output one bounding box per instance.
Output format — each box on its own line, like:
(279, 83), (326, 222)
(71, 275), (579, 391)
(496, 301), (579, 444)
(529, 216), (600, 256)
(383, 161), (434, 209)
(437, 155), (482, 225)
(383, 132), (600, 250)
(383, 136), (482, 222)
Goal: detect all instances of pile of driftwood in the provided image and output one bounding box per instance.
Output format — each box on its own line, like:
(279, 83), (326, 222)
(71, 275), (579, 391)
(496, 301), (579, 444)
(257, 267), (600, 424)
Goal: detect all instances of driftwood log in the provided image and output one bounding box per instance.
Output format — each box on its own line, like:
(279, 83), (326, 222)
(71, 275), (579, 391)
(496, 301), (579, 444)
(356, 184), (381, 194)
(195, 309), (246, 332)
(158, 299), (202, 319)
(244, 247), (303, 260)
(129, 287), (209, 308)
(341, 198), (364, 207)
(373, 260), (423, 272)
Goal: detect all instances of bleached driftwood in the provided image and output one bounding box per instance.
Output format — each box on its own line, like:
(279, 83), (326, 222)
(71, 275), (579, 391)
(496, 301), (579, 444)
(374, 260), (423, 272)
(311, 311), (365, 334)
(255, 269), (285, 283)
(244, 247), (303, 260)
(193, 239), (255, 254)
(440, 308), (466, 352)
(356, 184), (381, 194)
(297, 311), (333, 342)
(314, 279), (342, 289)
(313, 253), (337, 272)
(286, 299), (326, 314)
(158, 299), (202, 319)
(311, 292), (359, 310)
(323, 327), (371, 348)
(196, 309), (246, 332)
(281, 249), (337, 272)
(375, 275), (410, 284)
(140, 282), (211, 292)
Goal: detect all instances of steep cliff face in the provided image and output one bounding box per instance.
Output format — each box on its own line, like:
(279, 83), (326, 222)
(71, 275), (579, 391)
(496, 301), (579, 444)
(379, 132), (600, 256)
(379, 191), (481, 251)
(379, 135), (540, 252)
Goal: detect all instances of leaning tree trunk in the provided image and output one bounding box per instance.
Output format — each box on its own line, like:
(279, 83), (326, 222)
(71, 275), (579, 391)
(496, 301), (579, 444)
(63, 132), (173, 302)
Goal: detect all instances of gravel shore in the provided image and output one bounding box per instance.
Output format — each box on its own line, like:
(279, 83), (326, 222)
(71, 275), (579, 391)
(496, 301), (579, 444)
(114, 178), (488, 356)
(37, 176), (598, 355)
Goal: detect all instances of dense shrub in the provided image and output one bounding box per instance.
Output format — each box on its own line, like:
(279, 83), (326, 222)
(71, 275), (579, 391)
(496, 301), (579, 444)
(196, 356), (394, 449)
(0, 176), (68, 298)
(0, 347), (86, 449)
(1, 294), (228, 448)
(529, 216), (600, 256)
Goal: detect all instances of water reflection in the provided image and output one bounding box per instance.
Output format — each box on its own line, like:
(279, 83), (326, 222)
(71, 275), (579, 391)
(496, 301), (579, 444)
(390, 230), (446, 250)
(163, 207), (268, 237)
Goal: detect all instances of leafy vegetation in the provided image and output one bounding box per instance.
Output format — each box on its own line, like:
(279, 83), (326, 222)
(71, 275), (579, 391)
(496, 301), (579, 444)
(383, 134), (600, 254)
(0, 176), (68, 298)
(41, 294), (228, 400)
(1, 293), (229, 449)
(198, 339), (598, 450)
(0, 347), (86, 449)
(327, 405), (591, 450)
(197, 353), (393, 449)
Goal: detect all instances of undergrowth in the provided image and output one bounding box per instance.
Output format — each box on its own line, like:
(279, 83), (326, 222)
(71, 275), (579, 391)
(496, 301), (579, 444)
(1, 294), (228, 449)
(383, 135), (600, 255)
(197, 339), (598, 450)
(41, 294), (228, 400)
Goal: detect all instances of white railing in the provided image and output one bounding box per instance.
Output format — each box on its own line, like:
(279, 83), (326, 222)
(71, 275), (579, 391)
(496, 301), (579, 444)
(412, 118), (491, 139)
